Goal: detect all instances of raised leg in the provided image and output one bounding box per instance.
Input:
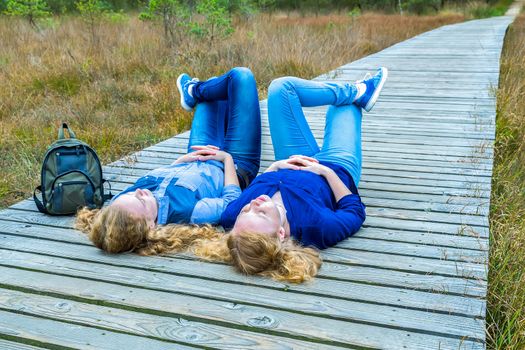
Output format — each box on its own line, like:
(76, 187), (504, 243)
(188, 100), (228, 150)
(189, 67), (261, 187)
(267, 77), (358, 160)
(315, 105), (363, 186)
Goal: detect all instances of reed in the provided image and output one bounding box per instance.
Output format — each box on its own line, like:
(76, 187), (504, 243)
(487, 12), (525, 350)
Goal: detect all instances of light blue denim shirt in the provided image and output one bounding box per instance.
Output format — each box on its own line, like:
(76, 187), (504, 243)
(112, 160), (241, 225)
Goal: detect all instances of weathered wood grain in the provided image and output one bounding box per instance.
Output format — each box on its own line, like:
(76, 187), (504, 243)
(0, 288), (347, 350)
(0, 250), (486, 339)
(0, 212), (487, 285)
(0, 340), (45, 350)
(0, 267), (485, 349)
(0, 310), (199, 350)
(0, 231), (487, 312)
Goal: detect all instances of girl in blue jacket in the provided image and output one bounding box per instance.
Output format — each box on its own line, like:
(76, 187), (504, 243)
(76, 67), (261, 254)
(193, 68), (388, 283)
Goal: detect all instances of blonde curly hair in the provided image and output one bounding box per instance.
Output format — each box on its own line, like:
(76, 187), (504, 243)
(76, 207), (321, 283)
(193, 231), (322, 283)
(75, 206), (220, 255)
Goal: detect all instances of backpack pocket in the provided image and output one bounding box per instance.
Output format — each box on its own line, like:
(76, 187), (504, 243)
(47, 170), (99, 215)
(55, 147), (88, 174)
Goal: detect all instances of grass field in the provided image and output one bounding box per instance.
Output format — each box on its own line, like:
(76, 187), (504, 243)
(0, 12), (464, 208)
(487, 12), (525, 350)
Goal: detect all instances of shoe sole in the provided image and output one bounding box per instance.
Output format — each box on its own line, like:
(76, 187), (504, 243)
(176, 74), (194, 111)
(364, 67), (388, 112)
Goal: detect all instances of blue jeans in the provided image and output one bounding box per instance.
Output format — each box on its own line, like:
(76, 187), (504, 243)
(188, 67), (261, 188)
(268, 77), (362, 185)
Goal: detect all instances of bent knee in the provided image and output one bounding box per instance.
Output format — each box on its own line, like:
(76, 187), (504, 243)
(230, 67), (255, 82)
(268, 77), (294, 95)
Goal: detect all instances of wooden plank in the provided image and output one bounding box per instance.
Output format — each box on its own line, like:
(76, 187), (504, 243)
(0, 234), (486, 296)
(0, 340), (44, 350)
(0, 210), (486, 279)
(0, 288), (344, 350)
(359, 189), (489, 207)
(141, 146), (495, 172)
(0, 204), (484, 243)
(169, 134), (496, 159)
(162, 133), (496, 160)
(365, 207), (488, 227)
(0, 250), (486, 340)
(335, 238), (487, 263)
(109, 155), (493, 184)
(363, 197), (489, 216)
(0, 231), (487, 313)
(321, 248), (486, 280)
(364, 216), (488, 238)
(0, 209), (489, 251)
(0, 311), (198, 350)
(103, 162), (494, 187)
(170, 133), (496, 153)
(354, 227), (488, 251)
(0, 267), (485, 349)
(116, 147), (496, 183)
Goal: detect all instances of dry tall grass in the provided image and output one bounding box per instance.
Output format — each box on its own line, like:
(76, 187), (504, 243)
(0, 12), (463, 207)
(488, 12), (525, 350)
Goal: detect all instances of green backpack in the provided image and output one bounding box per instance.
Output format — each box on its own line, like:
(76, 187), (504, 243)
(33, 123), (112, 215)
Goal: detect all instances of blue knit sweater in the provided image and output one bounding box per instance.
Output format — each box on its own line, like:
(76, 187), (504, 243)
(220, 162), (366, 249)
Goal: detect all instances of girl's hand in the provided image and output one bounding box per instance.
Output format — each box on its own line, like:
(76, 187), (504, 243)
(174, 145), (232, 164)
(288, 155), (319, 164)
(190, 145), (220, 152)
(266, 159), (300, 172)
(299, 161), (332, 177)
(265, 155), (319, 172)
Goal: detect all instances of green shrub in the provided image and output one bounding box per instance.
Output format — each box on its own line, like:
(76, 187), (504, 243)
(190, 0), (233, 43)
(348, 7), (360, 17)
(139, 0), (190, 48)
(76, 0), (109, 45)
(105, 9), (128, 23)
(4, 0), (51, 29)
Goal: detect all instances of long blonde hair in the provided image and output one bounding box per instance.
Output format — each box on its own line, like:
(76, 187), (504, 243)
(193, 231), (322, 283)
(75, 207), (220, 255)
(76, 207), (321, 283)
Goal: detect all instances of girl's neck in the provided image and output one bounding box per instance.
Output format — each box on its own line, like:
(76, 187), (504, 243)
(271, 191), (290, 237)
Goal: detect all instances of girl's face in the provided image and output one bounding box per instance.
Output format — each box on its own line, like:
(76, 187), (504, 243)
(111, 189), (158, 229)
(232, 195), (286, 239)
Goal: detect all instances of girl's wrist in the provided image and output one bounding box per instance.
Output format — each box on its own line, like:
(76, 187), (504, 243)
(321, 166), (335, 178)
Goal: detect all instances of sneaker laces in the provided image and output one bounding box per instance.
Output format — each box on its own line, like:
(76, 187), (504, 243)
(184, 77), (199, 87)
(356, 73), (372, 84)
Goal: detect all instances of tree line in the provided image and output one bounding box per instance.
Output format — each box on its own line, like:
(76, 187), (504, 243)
(0, 0), (511, 48)
(0, 0), (508, 16)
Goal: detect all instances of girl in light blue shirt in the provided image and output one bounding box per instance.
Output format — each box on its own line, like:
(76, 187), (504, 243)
(76, 67), (261, 254)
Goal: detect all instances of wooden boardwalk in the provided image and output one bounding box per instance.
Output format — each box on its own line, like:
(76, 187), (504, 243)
(0, 15), (516, 350)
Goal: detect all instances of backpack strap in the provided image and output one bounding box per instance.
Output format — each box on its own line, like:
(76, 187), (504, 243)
(33, 186), (48, 214)
(58, 123), (77, 140)
(103, 179), (114, 201)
